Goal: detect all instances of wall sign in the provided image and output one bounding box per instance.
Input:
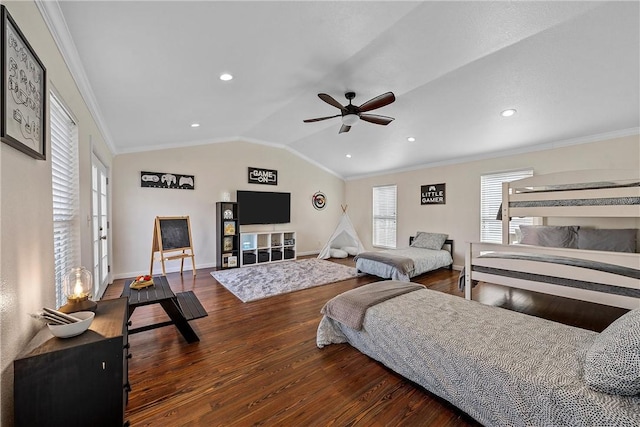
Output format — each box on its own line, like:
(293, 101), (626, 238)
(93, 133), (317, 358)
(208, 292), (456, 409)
(421, 183), (446, 205)
(141, 171), (195, 189)
(312, 191), (326, 210)
(248, 167), (278, 185)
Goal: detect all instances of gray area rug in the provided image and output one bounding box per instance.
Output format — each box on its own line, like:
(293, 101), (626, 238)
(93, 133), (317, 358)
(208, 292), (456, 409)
(210, 258), (359, 302)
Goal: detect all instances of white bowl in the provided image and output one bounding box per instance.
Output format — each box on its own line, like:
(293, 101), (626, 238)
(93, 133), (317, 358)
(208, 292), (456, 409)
(48, 311), (95, 338)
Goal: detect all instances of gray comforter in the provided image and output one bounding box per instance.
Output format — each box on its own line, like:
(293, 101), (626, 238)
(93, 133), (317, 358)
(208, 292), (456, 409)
(320, 281), (424, 330)
(355, 247), (453, 282)
(317, 287), (640, 427)
(354, 251), (415, 275)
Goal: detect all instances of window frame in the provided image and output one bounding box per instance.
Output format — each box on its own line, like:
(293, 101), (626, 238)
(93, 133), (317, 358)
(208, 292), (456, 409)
(50, 92), (80, 307)
(372, 184), (397, 249)
(480, 169), (533, 243)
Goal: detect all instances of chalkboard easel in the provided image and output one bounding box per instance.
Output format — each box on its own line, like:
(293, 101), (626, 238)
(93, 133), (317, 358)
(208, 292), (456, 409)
(150, 216), (196, 277)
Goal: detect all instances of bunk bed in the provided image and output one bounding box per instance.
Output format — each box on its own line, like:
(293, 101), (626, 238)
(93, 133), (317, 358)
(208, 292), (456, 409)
(463, 169), (640, 308)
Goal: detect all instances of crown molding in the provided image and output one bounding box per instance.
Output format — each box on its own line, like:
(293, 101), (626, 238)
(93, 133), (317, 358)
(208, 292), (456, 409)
(345, 128), (640, 181)
(35, 0), (116, 155)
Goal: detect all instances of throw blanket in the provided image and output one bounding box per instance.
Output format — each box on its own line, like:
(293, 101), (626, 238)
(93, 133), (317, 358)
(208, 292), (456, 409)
(354, 251), (415, 275)
(320, 281), (424, 330)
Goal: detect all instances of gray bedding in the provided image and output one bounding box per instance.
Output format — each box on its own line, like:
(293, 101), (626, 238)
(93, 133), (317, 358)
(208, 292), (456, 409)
(510, 196), (640, 208)
(354, 251), (414, 275)
(355, 247), (452, 282)
(317, 287), (640, 427)
(320, 280), (424, 330)
(461, 251), (640, 297)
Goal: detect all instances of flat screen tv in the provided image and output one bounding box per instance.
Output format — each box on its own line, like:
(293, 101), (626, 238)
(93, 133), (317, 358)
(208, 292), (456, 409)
(237, 191), (291, 225)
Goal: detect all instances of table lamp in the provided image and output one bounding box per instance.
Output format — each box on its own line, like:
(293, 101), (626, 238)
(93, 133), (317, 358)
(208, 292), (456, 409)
(58, 267), (97, 313)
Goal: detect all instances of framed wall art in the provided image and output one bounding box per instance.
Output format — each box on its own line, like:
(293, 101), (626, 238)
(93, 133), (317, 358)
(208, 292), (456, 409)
(1, 5), (47, 160)
(421, 183), (446, 205)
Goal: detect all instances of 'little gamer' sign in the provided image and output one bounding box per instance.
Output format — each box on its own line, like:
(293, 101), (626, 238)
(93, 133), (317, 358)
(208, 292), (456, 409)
(248, 167), (278, 185)
(421, 183), (446, 205)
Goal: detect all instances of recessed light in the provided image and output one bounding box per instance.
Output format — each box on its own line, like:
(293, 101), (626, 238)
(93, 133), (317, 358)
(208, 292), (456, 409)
(219, 73), (233, 81)
(501, 109), (517, 117)
(407, 137), (416, 142)
(346, 154), (352, 158)
(190, 123), (200, 128)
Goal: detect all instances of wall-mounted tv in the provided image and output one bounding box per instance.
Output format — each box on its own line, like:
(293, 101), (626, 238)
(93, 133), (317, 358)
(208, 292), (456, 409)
(237, 190), (291, 225)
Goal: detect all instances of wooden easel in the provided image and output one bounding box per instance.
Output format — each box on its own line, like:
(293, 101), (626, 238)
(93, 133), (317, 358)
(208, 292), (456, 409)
(150, 216), (196, 277)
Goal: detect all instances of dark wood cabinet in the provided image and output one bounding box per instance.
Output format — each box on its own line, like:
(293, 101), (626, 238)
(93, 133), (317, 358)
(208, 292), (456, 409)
(14, 297), (129, 427)
(216, 201), (240, 269)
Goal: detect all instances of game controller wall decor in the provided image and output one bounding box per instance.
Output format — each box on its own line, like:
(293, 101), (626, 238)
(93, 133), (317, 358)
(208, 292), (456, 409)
(141, 171), (195, 190)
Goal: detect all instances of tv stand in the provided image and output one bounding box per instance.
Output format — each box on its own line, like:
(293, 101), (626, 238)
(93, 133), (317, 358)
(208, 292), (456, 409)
(240, 231), (296, 267)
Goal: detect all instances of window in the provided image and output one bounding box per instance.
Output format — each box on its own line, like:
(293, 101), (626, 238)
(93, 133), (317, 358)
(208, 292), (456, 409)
(51, 94), (80, 307)
(372, 185), (397, 248)
(481, 169), (533, 243)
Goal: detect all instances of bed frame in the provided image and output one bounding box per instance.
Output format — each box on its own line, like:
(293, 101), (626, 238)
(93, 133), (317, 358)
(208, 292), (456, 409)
(465, 169), (640, 309)
(499, 169), (639, 243)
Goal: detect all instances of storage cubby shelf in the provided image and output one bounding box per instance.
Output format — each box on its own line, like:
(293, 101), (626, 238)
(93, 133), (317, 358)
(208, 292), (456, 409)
(240, 231), (296, 267)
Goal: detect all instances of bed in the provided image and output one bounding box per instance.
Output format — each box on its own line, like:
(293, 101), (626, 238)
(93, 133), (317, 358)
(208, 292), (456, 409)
(464, 169), (640, 307)
(354, 233), (453, 281)
(317, 281), (640, 427)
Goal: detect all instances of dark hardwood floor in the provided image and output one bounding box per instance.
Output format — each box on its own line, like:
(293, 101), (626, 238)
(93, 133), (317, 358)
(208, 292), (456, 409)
(103, 256), (627, 426)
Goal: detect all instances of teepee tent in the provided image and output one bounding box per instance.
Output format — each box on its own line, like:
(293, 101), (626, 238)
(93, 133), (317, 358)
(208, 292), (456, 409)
(318, 206), (365, 259)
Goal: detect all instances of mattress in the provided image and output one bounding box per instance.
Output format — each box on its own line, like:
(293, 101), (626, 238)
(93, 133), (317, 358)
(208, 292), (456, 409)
(355, 247), (452, 281)
(317, 289), (640, 427)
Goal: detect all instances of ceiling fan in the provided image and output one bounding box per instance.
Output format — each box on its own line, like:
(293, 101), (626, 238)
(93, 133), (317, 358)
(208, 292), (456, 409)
(303, 91), (395, 134)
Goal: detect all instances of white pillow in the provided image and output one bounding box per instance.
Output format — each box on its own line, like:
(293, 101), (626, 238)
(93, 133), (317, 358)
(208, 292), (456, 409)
(342, 246), (359, 256)
(329, 248), (348, 258)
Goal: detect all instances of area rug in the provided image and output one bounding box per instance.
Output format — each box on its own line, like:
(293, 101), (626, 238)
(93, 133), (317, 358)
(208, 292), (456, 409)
(210, 258), (359, 302)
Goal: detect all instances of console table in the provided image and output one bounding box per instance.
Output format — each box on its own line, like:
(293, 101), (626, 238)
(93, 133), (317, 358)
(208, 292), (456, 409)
(121, 275), (207, 343)
(14, 297), (129, 427)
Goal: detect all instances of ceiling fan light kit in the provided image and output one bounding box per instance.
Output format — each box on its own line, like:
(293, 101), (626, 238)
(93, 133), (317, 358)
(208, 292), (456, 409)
(304, 91), (396, 134)
(341, 114), (360, 126)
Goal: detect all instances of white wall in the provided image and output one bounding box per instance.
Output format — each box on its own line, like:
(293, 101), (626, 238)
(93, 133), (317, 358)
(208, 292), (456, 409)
(346, 134), (640, 267)
(111, 141), (345, 278)
(0, 2), (113, 425)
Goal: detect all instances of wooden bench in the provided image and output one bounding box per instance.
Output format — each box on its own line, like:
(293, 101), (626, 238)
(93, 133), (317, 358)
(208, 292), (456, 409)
(175, 291), (208, 321)
(121, 276), (207, 343)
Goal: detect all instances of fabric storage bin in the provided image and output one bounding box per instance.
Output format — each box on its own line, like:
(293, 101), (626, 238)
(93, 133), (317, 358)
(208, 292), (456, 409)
(284, 249), (295, 259)
(271, 250), (283, 261)
(243, 252), (256, 265)
(258, 250), (270, 263)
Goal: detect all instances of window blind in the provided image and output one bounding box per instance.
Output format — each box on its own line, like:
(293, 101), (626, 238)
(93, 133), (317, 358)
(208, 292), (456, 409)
(50, 94), (80, 307)
(372, 185), (397, 248)
(480, 169), (533, 243)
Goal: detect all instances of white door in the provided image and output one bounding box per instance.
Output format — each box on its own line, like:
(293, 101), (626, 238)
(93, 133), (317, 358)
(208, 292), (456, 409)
(92, 154), (110, 298)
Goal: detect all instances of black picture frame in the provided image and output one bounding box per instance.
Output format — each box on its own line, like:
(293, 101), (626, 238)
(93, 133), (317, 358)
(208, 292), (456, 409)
(420, 183), (446, 205)
(1, 5), (47, 160)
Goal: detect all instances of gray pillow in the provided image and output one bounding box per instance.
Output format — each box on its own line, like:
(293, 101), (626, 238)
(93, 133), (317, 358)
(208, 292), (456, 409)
(583, 309), (640, 395)
(519, 225), (579, 248)
(577, 228), (637, 253)
(411, 232), (448, 250)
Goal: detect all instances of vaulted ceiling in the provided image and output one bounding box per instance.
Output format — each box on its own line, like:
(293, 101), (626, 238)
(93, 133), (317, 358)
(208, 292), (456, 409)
(44, 1), (639, 179)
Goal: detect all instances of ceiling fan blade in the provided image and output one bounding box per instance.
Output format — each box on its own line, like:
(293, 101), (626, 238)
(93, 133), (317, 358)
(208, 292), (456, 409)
(359, 114), (395, 125)
(339, 124), (351, 134)
(303, 114), (341, 123)
(318, 93), (346, 111)
(358, 92), (395, 112)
